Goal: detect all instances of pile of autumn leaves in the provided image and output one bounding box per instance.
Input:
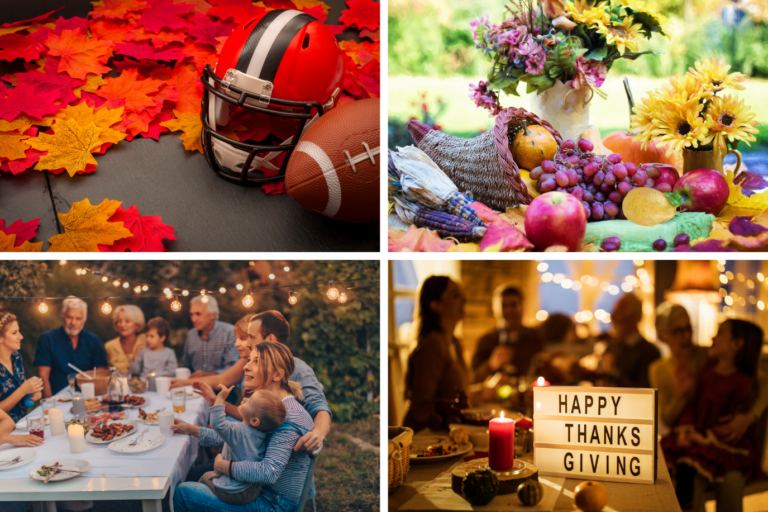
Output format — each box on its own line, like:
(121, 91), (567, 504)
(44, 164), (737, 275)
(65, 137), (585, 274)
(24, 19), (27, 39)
(0, 0), (380, 251)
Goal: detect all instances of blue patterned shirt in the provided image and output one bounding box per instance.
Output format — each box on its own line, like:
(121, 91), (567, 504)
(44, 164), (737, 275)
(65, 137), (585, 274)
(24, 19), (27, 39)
(0, 351), (27, 422)
(181, 321), (239, 374)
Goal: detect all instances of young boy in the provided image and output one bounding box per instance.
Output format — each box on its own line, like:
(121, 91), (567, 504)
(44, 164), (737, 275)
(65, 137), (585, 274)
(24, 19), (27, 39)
(198, 384), (286, 505)
(130, 317), (178, 377)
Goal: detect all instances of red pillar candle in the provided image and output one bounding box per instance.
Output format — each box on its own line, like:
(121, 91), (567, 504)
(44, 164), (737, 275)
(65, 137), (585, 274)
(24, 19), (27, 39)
(488, 411), (515, 470)
(531, 376), (551, 387)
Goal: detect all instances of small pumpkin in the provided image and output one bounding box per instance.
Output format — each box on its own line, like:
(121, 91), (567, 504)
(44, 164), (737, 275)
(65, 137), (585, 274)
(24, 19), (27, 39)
(579, 126), (611, 156)
(602, 77), (679, 168)
(573, 481), (608, 512)
(517, 480), (544, 506)
(510, 122), (558, 171)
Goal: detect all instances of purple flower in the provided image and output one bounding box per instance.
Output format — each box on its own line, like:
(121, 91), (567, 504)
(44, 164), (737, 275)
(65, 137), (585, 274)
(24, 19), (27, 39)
(469, 81), (501, 116)
(498, 26), (528, 48)
(572, 56), (608, 89)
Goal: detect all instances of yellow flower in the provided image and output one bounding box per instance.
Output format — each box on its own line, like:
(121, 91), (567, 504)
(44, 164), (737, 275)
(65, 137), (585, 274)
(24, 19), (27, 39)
(655, 74), (707, 109)
(651, 101), (711, 156)
(565, 1), (608, 27)
(618, 0), (671, 33)
(704, 94), (759, 152)
(595, 16), (644, 54)
(630, 91), (664, 147)
(688, 57), (747, 96)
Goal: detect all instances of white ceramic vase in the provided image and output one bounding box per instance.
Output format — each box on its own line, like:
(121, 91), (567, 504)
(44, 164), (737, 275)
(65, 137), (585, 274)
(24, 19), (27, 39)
(528, 79), (591, 143)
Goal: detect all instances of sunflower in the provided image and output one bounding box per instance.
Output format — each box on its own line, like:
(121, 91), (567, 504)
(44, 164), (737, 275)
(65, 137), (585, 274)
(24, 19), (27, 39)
(595, 16), (644, 54)
(704, 94), (759, 152)
(618, 0), (671, 34)
(655, 74), (707, 109)
(565, 1), (608, 27)
(651, 101), (711, 156)
(630, 91), (664, 147)
(688, 57), (747, 96)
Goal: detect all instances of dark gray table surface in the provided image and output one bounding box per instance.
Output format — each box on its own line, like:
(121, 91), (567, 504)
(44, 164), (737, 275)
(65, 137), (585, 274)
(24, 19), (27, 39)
(0, 0), (380, 252)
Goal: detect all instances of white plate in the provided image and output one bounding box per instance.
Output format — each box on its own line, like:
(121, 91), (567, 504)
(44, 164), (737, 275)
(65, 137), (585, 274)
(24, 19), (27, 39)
(85, 421), (137, 444)
(15, 416), (50, 431)
(121, 396), (150, 409)
(109, 430), (165, 454)
(135, 410), (163, 426)
(0, 448), (37, 471)
(165, 387), (201, 400)
(30, 458), (90, 483)
(56, 392), (74, 403)
(410, 436), (474, 463)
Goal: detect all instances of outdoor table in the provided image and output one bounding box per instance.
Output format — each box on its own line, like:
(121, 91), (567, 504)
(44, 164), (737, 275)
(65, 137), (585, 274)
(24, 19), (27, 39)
(390, 429), (682, 512)
(0, 386), (210, 512)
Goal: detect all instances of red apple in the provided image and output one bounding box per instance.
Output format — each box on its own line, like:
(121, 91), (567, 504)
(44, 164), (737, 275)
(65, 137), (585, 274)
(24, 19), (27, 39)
(673, 168), (729, 215)
(641, 163), (680, 190)
(524, 191), (587, 251)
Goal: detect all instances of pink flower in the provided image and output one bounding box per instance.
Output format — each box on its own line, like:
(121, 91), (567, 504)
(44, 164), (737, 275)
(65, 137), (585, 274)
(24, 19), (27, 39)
(470, 15), (490, 43)
(469, 81), (501, 116)
(572, 56), (608, 89)
(498, 26), (528, 48)
(526, 51), (547, 74)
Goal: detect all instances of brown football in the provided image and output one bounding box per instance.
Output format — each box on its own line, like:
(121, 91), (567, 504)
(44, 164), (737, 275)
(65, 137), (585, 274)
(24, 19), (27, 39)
(286, 98), (380, 223)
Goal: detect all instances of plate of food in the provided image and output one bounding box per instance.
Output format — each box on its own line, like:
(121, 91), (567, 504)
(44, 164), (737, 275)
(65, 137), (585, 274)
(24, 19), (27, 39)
(136, 408), (162, 425)
(109, 430), (165, 454)
(0, 447), (37, 471)
(56, 392), (74, 403)
(165, 386), (201, 399)
(86, 421), (136, 444)
(121, 395), (148, 408)
(30, 459), (90, 483)
(410, 428), (473, 463)
(69, 398), (102, 414)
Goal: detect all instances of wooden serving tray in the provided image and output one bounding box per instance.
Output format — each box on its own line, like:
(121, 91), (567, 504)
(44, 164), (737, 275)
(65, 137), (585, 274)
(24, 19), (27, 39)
(451, 457), (539, 496)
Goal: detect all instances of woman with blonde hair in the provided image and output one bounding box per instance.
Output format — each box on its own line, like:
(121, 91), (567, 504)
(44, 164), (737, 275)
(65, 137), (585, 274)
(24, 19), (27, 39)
(172, 340), (315, 512)
(104, 305), (147, 374)
(0, 313), (43, 422)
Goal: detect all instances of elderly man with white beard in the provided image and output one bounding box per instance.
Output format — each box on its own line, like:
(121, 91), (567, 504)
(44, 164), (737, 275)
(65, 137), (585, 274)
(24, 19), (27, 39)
(34, 297), (108, 397)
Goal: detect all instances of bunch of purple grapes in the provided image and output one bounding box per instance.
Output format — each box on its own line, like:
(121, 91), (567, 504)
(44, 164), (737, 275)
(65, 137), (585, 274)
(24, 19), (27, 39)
(530, 139), (652, 221)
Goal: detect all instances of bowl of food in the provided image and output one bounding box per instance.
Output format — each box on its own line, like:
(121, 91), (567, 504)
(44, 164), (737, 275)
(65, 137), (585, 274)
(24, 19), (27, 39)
(65, 414), (91, 435)
(128, 376), (147, 394)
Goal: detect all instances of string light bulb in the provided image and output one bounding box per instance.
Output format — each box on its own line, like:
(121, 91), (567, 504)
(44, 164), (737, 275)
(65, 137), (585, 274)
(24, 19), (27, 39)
(102, 277), (108, 282)
(142, 285), (148, 292)
(60, 260), (67, 265)
(338, 291), (348, 303)
(242, 291), (254, 308)
(219, 287), (226, 293)
(113, 279), (121, 287)
(284, 266), (290, 272)
(102, 298), (112, 315)
(236, 284), (243, 291)
(134, 286), (141, 294)
(171, 295), (182, 312)
(326, 281), (339, 300)
(122, 282), (130, 289)
(200, 291), (209, 304)
(288, 291), (298, 305)
(38, 299), (48, 314)
(182, 290), (189, 296)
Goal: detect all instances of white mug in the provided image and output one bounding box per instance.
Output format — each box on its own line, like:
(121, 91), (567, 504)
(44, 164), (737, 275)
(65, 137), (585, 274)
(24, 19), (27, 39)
(158, 411), (175, 437)
(155, 377), (171, 396)
(80, 383), (95, 400)
(175, 368), (191, 380)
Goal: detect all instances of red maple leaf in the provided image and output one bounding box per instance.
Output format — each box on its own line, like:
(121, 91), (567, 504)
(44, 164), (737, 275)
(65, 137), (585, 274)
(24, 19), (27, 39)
(91, 0), (149, 19)
(301, 5), (327, 22)
(122, 26), (188, 46)
(0, 218), (40, 246)
(207, 0), (267, 25)
(325, 24), (346, 35)
(87, 19), (134, 45)
(1, 149), (43, 175)
(181, 42), (218, 73)
(144, 112), (172, 140)
(339, 0), (379, 31)
(13, 58), (86, 106)
(167, 62), (202, 114)
(45, 29), (113, 79)
(99, 205), (177, 252)
(0, 8), (63, 31)
(115, 42), (188, 61)
(0, 82), (62, 121)
(138, 0), (195, 33)
(187, 12), (233, 48)
(95, 69), (164, 113)
(0, 34), (46, 62)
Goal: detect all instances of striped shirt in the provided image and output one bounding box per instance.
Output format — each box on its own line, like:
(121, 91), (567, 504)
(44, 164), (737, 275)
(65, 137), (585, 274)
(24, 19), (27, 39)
(230, 396), (314, 503)
(181, 321), (239, 374)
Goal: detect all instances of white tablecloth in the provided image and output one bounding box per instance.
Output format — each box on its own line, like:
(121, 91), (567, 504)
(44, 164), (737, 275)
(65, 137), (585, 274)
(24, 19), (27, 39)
(0, 388), (210, 510)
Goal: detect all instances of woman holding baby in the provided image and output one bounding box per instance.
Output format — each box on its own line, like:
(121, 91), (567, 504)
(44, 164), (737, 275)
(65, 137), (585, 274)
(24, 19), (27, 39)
(172, 340), (314, 512)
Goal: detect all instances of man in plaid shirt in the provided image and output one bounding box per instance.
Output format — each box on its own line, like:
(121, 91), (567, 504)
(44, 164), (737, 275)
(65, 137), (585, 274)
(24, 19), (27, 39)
(182, 295), (239, 377)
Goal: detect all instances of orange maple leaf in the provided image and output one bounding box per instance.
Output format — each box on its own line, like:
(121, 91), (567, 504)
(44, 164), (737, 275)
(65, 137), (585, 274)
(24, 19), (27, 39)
(45, 102), (127, 147)
(95, 68), (164, 112)
(91, 0), (148, 19)
(27, 119), (103, 177)
(73, 74), (108, 98)
(169, 63), (202, 114)
(0, 115), (34, 133)
(0, 132), (30, 160)
(44, 29), (113, 80)
(161, 109), (202, 153)
(339, 40), (380, 65)
(48, 198), (133, 252)
(0, 231), (43, 252)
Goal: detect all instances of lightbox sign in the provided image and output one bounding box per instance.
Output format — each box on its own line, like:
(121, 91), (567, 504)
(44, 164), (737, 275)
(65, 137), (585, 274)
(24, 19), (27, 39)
(533, 386), (658, 484)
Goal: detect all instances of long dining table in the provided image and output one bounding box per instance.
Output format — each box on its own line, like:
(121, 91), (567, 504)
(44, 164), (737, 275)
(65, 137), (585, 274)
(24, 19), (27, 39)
(0, 386), (210, 512)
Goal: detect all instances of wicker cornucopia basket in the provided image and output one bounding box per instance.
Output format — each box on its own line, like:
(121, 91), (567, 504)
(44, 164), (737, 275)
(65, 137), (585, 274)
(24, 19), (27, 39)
(388, 426), (413, 493)
(408, 107), (563, 211)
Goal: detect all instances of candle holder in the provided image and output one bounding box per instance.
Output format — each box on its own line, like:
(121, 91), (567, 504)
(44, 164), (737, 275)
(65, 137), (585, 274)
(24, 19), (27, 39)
(481, 459), (527, 476)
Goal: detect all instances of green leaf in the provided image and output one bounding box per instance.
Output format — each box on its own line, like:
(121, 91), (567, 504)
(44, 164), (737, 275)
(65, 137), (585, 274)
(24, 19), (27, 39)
(523, 73), (556, 94)
(583, 46), (608, 61)
(664, 192), (683, 208)
(620, 50), (661, 61)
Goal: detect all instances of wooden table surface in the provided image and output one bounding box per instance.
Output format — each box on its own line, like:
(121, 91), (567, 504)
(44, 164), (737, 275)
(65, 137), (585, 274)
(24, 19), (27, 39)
(389, 430), (683, 512)
(0, 0), (380, 252)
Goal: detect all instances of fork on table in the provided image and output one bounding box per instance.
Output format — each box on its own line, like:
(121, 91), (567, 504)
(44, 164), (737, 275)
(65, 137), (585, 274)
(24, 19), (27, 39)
(129, 428), (148, 446)
(0, 456), (22, 467)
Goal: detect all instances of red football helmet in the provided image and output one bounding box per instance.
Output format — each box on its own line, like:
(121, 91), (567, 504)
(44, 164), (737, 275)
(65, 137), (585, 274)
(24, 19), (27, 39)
(201, 9), (344, 185)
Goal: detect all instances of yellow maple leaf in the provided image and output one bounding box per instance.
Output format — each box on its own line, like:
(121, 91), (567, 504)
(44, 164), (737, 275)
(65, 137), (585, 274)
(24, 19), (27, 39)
(0, 232), (43, 252)
(0, 115), (34, 133)
(339, 40), (380, 65)
(74, 74), (108, 98)
(724, 168), (768, 211)
(291, 0), (331, 14)
(47, 198), (133, 252)
(45, 102), (127, 147)
(161, 110), (203, 153)
(27, 119), (103, 177)
(0, 132), (30, 160)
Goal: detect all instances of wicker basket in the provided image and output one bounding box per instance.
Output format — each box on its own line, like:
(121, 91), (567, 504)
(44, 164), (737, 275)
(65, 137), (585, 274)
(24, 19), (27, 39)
(408, 107), (563, 211)
(75, 369), (112, 396)
(388, 426), (413, 493)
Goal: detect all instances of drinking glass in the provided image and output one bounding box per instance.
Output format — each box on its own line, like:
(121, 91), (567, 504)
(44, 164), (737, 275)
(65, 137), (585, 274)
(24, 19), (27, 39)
(67, 374), (77, 392)
(28, 415), (45, 440)
(171, 388), (186, 413)
(41, 398), (55, 416)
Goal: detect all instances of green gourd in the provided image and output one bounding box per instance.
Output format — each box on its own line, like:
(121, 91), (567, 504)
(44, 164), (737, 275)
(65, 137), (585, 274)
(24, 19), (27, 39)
(517, 480), (544, 506)
(584, 212), (714, 252)
(461, 468), (500, 506)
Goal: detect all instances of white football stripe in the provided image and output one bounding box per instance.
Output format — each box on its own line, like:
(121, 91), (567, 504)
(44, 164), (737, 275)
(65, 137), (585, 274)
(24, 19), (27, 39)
(296, 141), (342, 217)
(245, 10), (304, 79)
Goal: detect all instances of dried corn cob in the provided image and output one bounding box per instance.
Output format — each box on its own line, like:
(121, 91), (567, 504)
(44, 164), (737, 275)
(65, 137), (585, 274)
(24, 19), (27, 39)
(415, 209), (486, 242)
(445, 192), (485, 227)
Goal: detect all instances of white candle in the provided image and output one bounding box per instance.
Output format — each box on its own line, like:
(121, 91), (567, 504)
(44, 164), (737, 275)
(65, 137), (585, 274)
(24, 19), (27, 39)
(49, 408), (65, 436)
(72, 396), (86, 415)
(81, 383), (95, 400)
(68, 424), (86, 454)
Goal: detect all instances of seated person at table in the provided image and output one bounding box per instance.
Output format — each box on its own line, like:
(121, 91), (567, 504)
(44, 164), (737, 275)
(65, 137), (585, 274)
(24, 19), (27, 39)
(471, 285), (541, 383)
(34, 298), (107, 397)
(0, 407), (42, 447)
(198, 384), (286, 505)
(104, 305), (147, 375)
(536, 314), (592, 385)
(662, 319), (764, 512)
(403, 276), (469, 432)
(0, 313), (43, 422)
(602, 293), (660, 388)
(181, 295), (239, 378)
(130, 317), (177, 377)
